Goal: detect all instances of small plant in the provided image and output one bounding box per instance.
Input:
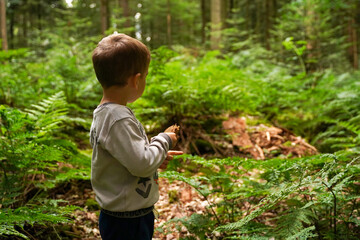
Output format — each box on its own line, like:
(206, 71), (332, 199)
(282, 37), (307, 74)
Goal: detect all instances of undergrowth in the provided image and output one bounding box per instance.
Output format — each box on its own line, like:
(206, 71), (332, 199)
(0, 92), (90, 239)
(131, 47), (360, 153)
(159, 153), (360, 239)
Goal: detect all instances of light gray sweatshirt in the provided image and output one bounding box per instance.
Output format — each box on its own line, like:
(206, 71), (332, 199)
(90, 103), (172, 213)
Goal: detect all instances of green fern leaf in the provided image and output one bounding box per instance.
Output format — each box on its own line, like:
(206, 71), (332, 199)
(285, 226), (317, 240)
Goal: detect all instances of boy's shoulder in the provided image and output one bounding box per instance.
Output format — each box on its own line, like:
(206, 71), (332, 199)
(94, 103), (135, 123)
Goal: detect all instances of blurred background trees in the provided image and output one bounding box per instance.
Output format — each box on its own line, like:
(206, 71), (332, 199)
(0, 0), (358, 71)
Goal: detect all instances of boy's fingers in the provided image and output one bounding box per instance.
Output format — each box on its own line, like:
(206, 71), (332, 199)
(168, 150), (184, 155)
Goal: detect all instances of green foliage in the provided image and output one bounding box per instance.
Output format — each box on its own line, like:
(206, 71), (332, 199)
(0, 204), (79, 240)
(282, 37), (307, 74)
(0, 48), (28, 62)
(272, 0), (351, 72)
(0, 93), (90, 239)
(131, 47), (278, 129)
(160, 154), (360, 239)
(131, 47), (360, 156)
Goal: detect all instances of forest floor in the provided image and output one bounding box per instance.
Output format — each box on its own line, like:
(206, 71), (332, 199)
(50, 116), (318, 239)
(61, 178), (206, 239)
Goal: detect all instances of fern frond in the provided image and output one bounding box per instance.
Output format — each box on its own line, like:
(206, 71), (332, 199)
(0, 203), (79, 238)
(274, 208), (316, 237)
(24, 91), (68, 134)
(285, 226), (317, 240)
(215, 181), (301, 232)
(0, 225), (28, 239)
(160, 170), (211, 197)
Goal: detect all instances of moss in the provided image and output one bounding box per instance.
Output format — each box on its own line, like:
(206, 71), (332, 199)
(168, 190), (179, 203)
(85, 198), (100, 211)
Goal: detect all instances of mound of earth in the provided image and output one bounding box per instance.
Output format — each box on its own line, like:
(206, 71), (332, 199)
(222, 116), (317, 159)
(177, 115), (317, 159)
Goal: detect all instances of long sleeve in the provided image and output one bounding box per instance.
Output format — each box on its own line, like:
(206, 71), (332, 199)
(103, 118), (172, 178)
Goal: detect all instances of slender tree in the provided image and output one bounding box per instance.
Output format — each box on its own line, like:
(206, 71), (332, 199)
(210, 0), (222, 49)
(166, 0), (172, 47)
(347, 2), (358, 69)
(201, 0), (206, 44)
(0, 0), (8, 50)
(101, 0), (109, 35)
(265, 0), (274, 50)
(120, 0), (132, 31)
(304, 0), (319, 72)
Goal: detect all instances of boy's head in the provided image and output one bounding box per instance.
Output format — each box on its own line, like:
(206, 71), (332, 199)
(92, 33), (150, 89)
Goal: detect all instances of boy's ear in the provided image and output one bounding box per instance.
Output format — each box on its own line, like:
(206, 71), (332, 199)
(129, 73), (141, 89)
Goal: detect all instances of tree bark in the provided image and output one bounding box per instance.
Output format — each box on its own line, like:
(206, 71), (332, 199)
(166, 0), (172, 47)
(305, 1), (318, 72)
(210, 0), (222, 50)
(120, 0), (131, 29)
(348, 17), (358, 69)
(255, 0), (261, 41)
(22, 10), (27, 47)
(265, 0), (273, 50)
(100, 0), (109, 35)
(201, 0), (206, 44)
(0, 0), (8, 51)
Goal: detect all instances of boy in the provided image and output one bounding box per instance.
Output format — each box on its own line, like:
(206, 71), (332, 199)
(90, 33), (182, 239)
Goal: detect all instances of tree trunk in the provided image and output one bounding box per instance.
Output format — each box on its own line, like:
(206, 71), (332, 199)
(210, 0), (222, 50)
(0, 0), (8, 51)
(37, 1), (42, 31)
(245, 0), (250, 37)
(255, 0), (261, 41)
(22, 10), (27, 47)
(348, 17), (358, 69)
(265, 0), (273, 50)
(166, 0), (172, 47)
(304, 1), (318, 72)
(201, 0), (206, 44)
(100, 0), (109, 35)
(120, 0), (131, 31)
(9, 4), (13, 48)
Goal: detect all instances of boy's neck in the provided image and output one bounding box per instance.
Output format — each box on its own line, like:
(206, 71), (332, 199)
(100, 85), (129, 106)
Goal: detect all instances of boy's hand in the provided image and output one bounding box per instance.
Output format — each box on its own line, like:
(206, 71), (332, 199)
(159, 150), (184, 170)
(164, 124), (180, 147)
(165, 132), (178, 147)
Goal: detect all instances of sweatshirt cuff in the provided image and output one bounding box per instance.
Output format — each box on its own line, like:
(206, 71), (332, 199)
(159, 133), (172, 149)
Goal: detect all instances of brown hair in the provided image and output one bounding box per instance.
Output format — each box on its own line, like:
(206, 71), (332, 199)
(92, 33), (150, 88)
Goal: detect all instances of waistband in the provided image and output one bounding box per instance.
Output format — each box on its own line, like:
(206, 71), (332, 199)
(101, 206), (154, 219)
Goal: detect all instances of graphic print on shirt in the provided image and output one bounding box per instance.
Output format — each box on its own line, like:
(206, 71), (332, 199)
(90, 128), (98, 148)
(136, 177), (152, 198)
(154, 171), (159, 185)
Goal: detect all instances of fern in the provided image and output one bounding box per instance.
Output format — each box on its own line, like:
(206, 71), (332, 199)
(0, 204), (79, 240)
(273, 208), (316, 238)
(316, 116), (360, 155)
(285, 226), (317, 240)
(0, 93), (90, 239)
(24, 91), (68, 137)
(160, 153), (360, 239)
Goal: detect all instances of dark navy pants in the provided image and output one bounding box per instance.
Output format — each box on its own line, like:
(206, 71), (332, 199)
(99, 210), (154, 240)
